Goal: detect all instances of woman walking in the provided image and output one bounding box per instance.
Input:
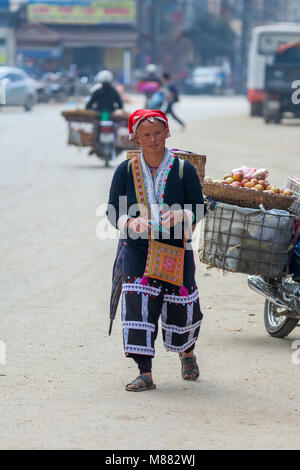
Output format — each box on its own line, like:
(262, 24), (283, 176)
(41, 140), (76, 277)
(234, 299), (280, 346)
(107, 109), (206, 391)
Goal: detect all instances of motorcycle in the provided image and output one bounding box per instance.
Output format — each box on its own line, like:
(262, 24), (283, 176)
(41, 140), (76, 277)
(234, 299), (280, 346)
(62, 107), (137, 167)
(248, 217), (300, 338)
(248, 274), (300, 338)
(37, 72), (74, 103)
(136, 80), (160, 108)
(94, 115), (117, 166)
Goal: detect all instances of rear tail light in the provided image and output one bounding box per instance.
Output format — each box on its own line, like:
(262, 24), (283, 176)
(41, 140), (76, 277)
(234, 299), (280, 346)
(101, 126), (114, 133)
(100, 120), (114, 133)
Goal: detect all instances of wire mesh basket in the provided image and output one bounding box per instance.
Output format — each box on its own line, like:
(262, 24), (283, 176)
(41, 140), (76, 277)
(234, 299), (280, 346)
(199, 202), (295, 278)
(285, 177), (300, 215)
(127, 149), (206, 183)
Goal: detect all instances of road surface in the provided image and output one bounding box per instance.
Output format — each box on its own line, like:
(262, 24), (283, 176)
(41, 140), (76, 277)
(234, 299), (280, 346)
(0, 95), (299, 450)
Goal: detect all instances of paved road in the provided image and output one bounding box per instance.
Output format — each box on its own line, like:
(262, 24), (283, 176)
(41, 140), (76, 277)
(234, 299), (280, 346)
(0, 96), (300, 450)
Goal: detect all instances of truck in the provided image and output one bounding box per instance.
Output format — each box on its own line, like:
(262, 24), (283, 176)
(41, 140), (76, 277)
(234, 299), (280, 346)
(263, 40), (300, 124)
(247, 23), (300, 117)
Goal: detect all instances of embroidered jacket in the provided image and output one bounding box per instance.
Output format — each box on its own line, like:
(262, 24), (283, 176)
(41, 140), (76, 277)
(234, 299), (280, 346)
(107, 150), (206, 248)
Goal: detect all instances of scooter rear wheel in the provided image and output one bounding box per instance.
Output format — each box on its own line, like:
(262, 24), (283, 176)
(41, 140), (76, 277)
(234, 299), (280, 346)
(264, 300), (299, 338)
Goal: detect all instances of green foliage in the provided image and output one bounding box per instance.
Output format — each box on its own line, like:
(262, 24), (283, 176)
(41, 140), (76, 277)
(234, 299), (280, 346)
(187, 12), (236, 63)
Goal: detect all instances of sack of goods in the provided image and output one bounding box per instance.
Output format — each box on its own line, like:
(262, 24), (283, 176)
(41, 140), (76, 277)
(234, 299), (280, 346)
(199, 202), (294, 278)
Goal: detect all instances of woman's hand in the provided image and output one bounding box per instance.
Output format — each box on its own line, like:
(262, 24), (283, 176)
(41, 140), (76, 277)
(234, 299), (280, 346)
(161, 210), (184, 229)
(127, 217), (150, 234)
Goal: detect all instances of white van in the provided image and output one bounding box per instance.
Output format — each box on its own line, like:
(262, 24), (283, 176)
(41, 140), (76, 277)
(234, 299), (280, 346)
(247, 23), (300, 116)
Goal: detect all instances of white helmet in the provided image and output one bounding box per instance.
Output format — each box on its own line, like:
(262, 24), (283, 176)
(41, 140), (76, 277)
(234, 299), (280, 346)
(95, 70), (113, 84)
(146, 63), (157, 74)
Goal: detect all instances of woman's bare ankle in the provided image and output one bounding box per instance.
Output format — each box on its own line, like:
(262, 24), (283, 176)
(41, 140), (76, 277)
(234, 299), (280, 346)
(181, 350), (194, 358)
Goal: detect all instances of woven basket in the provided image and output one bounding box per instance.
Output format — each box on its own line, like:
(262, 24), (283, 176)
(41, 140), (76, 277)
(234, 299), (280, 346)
(61, 109), (99, 124)
(285, 177), (300, 215)
(202, 181), (295, 211)
(126, 150), (206, 183)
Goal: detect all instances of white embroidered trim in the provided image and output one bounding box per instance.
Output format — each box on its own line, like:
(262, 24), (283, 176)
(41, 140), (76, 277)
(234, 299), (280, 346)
(125, 345), (155, 356)
(129, 116), (171, 141)
(140, 148), (174, 222)
(161, 319), (202, 334)
(183, 209), (194, 227)
(132, 116), (168, 134)
(122, 321), (156, 333)
(163, 337), (197, 353)
(163, 289), (199, 304)
(117, 214), (131, 233)
(122, 283), (161, 296)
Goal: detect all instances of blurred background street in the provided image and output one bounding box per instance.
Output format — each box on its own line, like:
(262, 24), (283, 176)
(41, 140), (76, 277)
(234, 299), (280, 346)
(1, 0), (300, 451)
(1, 93), (300, 449)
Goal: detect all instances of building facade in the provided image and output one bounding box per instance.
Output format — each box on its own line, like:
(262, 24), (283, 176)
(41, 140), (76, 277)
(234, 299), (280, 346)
(15, 0), (138, 81)
(0, 0), (16, 65)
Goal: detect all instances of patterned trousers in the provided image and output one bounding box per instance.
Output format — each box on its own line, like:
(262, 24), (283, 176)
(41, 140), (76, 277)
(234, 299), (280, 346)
(122, 270), (203, 358)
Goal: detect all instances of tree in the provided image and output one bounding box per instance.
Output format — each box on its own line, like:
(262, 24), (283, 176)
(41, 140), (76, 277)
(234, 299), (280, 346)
(186, 11), (236, 64)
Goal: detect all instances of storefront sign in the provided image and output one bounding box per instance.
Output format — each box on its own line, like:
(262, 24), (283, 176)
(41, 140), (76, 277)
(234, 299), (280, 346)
(27, 1), (136, 25)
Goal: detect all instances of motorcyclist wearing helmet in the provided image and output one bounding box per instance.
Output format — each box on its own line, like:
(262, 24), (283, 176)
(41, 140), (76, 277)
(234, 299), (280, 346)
(143, 64), (161, 84)
(86, 70), (123, 113)
(140, 64), (161, 107)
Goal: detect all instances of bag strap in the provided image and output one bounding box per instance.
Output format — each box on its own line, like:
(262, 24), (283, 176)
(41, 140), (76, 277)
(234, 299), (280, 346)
(178, 158), (184, 180)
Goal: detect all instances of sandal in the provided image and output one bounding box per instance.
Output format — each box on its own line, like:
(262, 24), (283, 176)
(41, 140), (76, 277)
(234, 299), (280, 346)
(125, 375), (156, 392)
(179, 354), (200, 381)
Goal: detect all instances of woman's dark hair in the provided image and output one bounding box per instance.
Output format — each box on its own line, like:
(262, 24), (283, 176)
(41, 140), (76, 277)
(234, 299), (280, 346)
(163, 73), (170, 80)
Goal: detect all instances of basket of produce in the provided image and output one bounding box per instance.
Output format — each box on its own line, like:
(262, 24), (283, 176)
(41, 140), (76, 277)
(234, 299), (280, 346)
(126, 149), (206, 183)
(199, 201), (294, 278)
(285, 177), (300, 215)
(203, 166), (295, 211)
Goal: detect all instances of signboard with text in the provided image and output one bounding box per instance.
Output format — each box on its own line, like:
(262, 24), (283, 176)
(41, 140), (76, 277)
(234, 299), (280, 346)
(27, 1), (136, 25)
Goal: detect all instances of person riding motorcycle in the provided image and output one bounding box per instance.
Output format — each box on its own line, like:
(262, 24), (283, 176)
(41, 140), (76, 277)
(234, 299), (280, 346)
(86, 70), (123, 113)
(142, 64), (161, 85)
(140, 64), (161, 108)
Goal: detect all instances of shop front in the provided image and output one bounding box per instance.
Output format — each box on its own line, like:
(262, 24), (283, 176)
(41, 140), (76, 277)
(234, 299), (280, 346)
(16, 0), (137, 81)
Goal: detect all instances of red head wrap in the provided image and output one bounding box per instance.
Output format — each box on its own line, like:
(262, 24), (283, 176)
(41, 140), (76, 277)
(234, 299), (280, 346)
(128, 108), (170, 141)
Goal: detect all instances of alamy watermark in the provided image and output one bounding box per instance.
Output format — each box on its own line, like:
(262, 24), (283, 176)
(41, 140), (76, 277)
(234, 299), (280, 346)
(0, 79), (6, 105)
(0, 340), (6, 365)
(291, 80), (300, 105)
(96, 200), (205, 249)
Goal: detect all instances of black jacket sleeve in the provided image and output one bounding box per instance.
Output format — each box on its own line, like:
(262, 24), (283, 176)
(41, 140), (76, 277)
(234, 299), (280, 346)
(86, 89), (99, 110)
(106, 160), (128, 229)
(113, 88), (123, 110)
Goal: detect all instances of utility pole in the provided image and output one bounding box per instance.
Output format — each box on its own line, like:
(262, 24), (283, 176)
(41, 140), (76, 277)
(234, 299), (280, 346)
(238, 0), (251, 93)
(150, 0), (160, 64)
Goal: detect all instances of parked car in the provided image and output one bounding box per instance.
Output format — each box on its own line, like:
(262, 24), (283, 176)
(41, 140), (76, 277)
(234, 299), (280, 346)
(0, 66), (38, 111)
(184, 66), (226, 95)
